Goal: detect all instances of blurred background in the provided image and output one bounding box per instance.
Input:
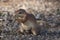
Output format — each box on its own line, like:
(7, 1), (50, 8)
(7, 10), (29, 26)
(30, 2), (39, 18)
(0, 0), (60, 40)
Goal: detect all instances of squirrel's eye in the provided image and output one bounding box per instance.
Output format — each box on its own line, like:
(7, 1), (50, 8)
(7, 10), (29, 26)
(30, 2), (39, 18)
(19, 11), (22, 14)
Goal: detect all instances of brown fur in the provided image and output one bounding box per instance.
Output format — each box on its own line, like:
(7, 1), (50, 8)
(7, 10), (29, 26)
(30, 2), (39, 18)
(15, 9), (40, 35)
